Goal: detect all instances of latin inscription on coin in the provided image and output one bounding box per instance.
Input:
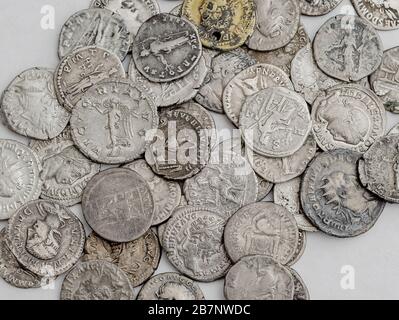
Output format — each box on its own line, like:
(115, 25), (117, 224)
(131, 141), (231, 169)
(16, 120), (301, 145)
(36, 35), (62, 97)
(352, 0), (399, 30)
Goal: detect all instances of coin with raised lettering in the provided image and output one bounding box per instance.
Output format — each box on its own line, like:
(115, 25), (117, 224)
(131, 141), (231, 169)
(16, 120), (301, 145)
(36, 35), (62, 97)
(299, 0), (343, 16)
(352, 0), (399, 30)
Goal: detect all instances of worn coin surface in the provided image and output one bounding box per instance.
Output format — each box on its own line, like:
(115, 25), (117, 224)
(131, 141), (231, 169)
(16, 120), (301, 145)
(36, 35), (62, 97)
(137, 272), (205, 300)
(55, 46), (125, 112)
(224, 255), (294, 300)
(311, 84), (386, 153)
(256, 174), (273, 202)
(290, 268), (310, 300)
(299, 0), (343, 16)
(352, 0), (399, 30)
(60, 260), (134, 300)
(314, 15), (383, 82)
(287, 230), (307, 266)
(301, 149), (385, 237)
(170, 4), (183, 16)
(82, 168), (154, 242)
(1, 68), (70, 140)
(389, 123), (399, 135)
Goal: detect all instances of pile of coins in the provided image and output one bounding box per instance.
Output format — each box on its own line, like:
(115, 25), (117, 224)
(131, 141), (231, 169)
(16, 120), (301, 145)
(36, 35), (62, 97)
(0, 0), (399, 300)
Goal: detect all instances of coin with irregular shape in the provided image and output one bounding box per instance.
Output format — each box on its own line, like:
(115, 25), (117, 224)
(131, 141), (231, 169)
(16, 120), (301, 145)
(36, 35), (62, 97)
(195, 48), (256, 113)
(60, 260), (134, 300)
(30, 128), (101, 206)
(352, 0), (399, 30)
(247, 0), (300, 51)
(132, 13), (201, 82)
(55, 46), (125, 112)
(1, 68), (70, 140)
(58, 9), (131, 60)
(137, 272), (205, 300)
(299, 0), (343, 16)
(123, 159), (181, 225)
(182, 0), (255, 50)
(71, 78), (158, 164)
(240, 87), (312, 158)
(170, 4), (182, 16)
(82, 168), (154, 242)
(311, 84), (386, 153)
(223, 64), (294, 127)
(290, 268), (310, 300)
(287, 230), (307, 266)
(163, 206), (231, 282)
(301, 149), (385, 237)
(83, 230), (160, 287)
(224, 255), (294, 300)
(256, 174), (273, 202)
(314, 15), (383, 82)
(0, 140), (42, 220)
(7, 200), (85, 277)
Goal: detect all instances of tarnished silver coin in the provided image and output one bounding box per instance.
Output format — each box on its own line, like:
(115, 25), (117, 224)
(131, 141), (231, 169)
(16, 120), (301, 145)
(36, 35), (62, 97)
(170, 4), (182, 16)
(55, 46), (125, 112)
(163, 206), (231, 282)
(301, 149), (385, 237)
(224, 202), (299, 264)
(223, 64), (294, 127)
(311, 84), (386, 153)
(30, 128), (101, 207)
(123, 159), (181, 225)
(71, 78), (158, 164)
(247, 0), (300, 51)
(60, 260), (134, 300)
(82, 168), (154, 242)
(7, 200), (85, 277)
(352, 0), (399, 30)
(0, 140), (42, 220)
(299, 0), (343, 16)
(287, 230), (307, 266)
(137, 272), (205, 300)
(1, 68), (70, 140)
(224, 255), (294, 300)
(314, 15), (383, 82)
(58, 9), (131, 60)
(256, 174), (273, 202)
(290, 268), (310, 300)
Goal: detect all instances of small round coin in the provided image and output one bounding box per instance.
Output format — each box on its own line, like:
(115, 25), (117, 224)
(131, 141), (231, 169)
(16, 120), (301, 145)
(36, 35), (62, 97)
(299, 0), (343, 16)
(352, 0), (399, 30)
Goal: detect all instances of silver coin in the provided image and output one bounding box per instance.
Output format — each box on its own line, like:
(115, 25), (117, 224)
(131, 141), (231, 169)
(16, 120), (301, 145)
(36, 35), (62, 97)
(7, 200), (85, 277)
(389, 123), (399, 135)
(299, 0), (343, 16)
(137, 272), (205, 300)
(82, 168), (154, 242)
(290, 268), (310, 300)
(170, 4), (182, 16)
(195, 48), (256, 113)
(301, 149), (385, 237)
(256, 174), (273, 202)
(123, 159), (181, 225)
(313, 15), (383, 82)
(247, 0), (300, 51)
(163, 206), (231, 282)
(132, 13), (202, 83)
(287, 230), (307, 266)
(352, 0), (399, 30)
(0, 140), (42, 220)
(55, 46), (125, 112)
(224, 255), (294, 300)
(60, 260), (134, 300)
(70, 78), (158, 164)
(311, 84), (386, 153)
(29, 128), (101, 207)
(223, 63), (294, 127)
(240, 87), (312, 158)
(58, 9), (131, 61)
(1, 68), (70, 140)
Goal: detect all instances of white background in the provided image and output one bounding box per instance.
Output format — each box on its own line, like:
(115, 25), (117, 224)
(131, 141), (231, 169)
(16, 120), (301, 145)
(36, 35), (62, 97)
(1, 0), (399, 300)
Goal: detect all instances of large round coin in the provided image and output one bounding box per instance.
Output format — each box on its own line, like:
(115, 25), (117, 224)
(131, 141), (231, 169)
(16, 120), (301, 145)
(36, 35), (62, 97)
(299, 0), (343, 16)
(352, 0), (399, 30)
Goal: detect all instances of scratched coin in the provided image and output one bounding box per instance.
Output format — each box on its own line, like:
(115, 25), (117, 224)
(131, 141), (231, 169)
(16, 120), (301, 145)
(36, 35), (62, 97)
(290, 268), (310, 300)
(299, 0), (343, 16)
(352, 0), (399, 30)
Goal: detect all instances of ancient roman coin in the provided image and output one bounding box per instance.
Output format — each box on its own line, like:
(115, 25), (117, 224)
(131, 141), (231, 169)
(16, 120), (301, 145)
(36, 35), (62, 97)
(163, 206), (231, 282)
(313, 15), (383, 82)
(123, 159), (181, 225)
(170, 4), (182, 16)
(137, 272), (205, 300)
(182, 0), (256, 51)
(256, 174), (273, 202)
(55, 46), (125, 112)
(132, 13), (202, 83)
(83, 230), (160, 287)
(299, 0), (343, 16)
(224, 255), (294, 300)
(82, 168), (154, 242)
(224, 202), (299, 264)
(58, 9), (131, 60)
(352, 0), (399, 30)
(60, 260), (134, 300)
(389, 123), (399, 135)
(70, 78), (158, 164)
(287, 230), (307, 266)
(1, 68), (70, 140)
(311, 84), (386, 153)
(0, 140), (42, 220)
(247, 0), (300, 51)
(29, 128), (101, 206)
(223, 64), (294, 127)
(240, 87), (312, 158)
(301, 149), (385, 237)
(7, 200), (85, 277)
(290, 268), (310, 300)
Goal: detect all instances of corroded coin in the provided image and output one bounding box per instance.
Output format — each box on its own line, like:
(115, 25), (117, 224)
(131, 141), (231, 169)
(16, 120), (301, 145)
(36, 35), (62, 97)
(352, 0), (399, 30)
(290, 268), (310, 300)
(287, 230), (307, 266)
(299, 0), (343, 16)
